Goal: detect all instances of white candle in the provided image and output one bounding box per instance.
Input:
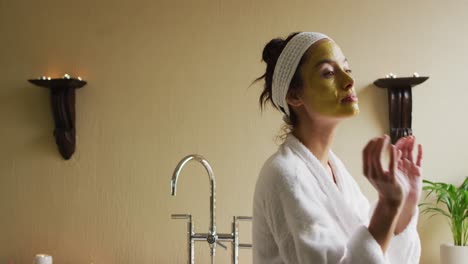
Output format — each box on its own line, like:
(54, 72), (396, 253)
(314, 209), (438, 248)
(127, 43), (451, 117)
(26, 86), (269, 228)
(34, 254), (52, 264)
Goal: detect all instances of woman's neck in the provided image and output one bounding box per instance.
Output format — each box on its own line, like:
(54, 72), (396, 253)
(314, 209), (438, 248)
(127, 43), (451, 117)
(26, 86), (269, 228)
(292, 117), (338, 167)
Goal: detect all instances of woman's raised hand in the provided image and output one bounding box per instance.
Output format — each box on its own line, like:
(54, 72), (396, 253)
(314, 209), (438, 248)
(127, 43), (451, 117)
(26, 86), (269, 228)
(363, 135), (424, 248)
(362, 135), (407, 207)
(394, 136), (423, 200)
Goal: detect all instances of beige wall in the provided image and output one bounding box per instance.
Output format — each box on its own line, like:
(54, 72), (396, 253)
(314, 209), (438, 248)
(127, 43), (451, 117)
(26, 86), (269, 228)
(1, 0), (467, 263)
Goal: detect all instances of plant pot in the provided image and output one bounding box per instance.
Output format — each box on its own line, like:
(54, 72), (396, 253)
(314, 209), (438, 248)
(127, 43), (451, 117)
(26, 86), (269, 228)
(440, 243), (468, 264)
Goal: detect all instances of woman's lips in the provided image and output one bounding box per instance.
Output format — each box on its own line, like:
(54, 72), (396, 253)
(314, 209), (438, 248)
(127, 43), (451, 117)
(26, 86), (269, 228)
(341, 95), (358, 103)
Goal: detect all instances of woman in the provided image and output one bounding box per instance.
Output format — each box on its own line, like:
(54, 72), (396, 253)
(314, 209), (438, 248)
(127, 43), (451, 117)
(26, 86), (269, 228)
(252, 32), (423, 264)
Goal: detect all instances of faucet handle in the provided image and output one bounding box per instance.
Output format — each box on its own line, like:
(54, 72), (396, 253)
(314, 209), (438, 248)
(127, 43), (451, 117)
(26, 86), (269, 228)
(239, 243), (252, 249)
(216, 241), (228, 250)
(171, 214), (192, 220)
(233, 216), (253, 252)
(235, 216), (252, 222)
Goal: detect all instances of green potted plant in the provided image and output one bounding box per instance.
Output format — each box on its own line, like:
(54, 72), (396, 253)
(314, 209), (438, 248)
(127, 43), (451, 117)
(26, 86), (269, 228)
(420, 177), (468, 264)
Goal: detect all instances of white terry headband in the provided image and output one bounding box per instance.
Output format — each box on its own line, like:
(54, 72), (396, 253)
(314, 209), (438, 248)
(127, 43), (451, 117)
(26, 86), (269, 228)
(272, 32), (332, 118)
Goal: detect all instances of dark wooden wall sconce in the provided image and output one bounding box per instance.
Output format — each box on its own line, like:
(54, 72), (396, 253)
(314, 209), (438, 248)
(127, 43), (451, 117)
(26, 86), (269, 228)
(28, 74), (87, 160)
(373, 73), (429, 144)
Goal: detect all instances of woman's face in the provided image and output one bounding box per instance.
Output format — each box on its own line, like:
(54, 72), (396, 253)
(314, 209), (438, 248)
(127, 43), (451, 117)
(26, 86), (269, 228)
(297, 39), (358, 119)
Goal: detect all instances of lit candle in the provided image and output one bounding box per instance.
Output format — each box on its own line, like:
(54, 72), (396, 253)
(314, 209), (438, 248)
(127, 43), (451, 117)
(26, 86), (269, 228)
(63, 74), (71, 79)
(77, 76), (82, 81)
(47, 77), (51, 80)
(34, 254), (52, 264)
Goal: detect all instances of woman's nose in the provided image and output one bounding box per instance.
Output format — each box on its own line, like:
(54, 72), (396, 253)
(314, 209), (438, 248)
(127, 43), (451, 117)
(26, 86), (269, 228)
(341, 72), (354, 91)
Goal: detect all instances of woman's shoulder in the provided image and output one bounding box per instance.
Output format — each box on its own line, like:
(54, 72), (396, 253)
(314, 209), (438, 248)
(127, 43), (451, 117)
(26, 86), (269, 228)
(256, 144), (304, 191)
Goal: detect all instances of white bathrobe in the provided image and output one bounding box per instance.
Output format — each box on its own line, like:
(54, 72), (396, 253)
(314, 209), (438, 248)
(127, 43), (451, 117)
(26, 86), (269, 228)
(253, 134), (421, 264)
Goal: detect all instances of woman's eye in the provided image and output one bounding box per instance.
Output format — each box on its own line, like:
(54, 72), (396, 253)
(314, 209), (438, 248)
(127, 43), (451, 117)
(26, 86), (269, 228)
(323, 71), (335, 78)
(345, 69), (353, 74)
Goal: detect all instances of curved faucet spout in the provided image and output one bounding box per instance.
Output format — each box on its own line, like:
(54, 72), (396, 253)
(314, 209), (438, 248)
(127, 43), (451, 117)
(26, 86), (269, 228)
(171, 154), (217, 235)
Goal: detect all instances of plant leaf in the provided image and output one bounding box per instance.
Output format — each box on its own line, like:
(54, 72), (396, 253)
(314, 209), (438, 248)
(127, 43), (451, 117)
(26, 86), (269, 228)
(460, 177), (468, 191)
(421, 207), (451, 218)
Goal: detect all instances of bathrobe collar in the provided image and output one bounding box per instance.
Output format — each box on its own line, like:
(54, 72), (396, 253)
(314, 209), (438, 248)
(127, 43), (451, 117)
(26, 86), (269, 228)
(284, 133), (365, 236)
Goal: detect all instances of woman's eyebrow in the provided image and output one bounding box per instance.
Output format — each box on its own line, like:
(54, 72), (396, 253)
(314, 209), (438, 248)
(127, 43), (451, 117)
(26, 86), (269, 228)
(314, 59), (333, 67)
(315, 58), (348, 68)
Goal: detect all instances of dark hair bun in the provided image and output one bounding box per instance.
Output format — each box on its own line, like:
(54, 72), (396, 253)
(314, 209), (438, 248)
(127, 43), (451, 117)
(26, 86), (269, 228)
(255, 32), (302, 128)
(262, 38), (286, 66)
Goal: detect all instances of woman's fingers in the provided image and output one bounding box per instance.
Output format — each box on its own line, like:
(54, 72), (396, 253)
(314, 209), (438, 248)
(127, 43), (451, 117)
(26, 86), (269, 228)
(408, 136), (415, 163)
(372, 136), (388, 177)
(396, 136), (413, 161)
(363, 137), (379, 177)
(381, 136), (391, 174)
(363, 135), (416, 185)
(389, 145), (397, 178)
(403, 137), (411, 161)
(394, 136), (422, 168)
(416, 144), (423, 167)
(399, 137), (407, 161)
(395, 136), (407, 153)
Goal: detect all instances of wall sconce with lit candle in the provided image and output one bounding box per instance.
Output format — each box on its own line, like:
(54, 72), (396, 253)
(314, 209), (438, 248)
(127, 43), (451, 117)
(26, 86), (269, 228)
(28, 74), (86, 160)
(373, 73), (429, 144)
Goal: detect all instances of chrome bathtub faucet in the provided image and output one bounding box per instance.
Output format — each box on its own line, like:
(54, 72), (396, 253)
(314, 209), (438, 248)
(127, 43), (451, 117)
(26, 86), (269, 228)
(170, 154), (252, 264)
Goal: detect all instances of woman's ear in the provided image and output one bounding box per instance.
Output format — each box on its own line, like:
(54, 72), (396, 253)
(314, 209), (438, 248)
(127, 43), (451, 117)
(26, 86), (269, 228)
(286, 89), (303, 107)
